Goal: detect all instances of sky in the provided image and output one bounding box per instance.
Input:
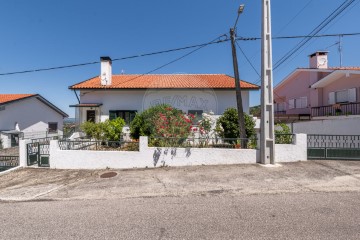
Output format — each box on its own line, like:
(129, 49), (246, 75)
(1, 0), (360, 118)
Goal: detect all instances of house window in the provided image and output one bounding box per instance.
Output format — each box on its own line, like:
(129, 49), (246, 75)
(0, 105), (5, 111)
(188, 110), (203, 124)
(109, 110), (137, 125)
(289, 97), (307, 109)
(275, 102), (286, 112)
(48, 122), (58, 133)
(329, 88), (357, 104)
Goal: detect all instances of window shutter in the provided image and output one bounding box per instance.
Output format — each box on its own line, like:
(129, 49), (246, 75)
(328, 92), (335, 105)
(348, 88), (357, 102)
(289, 99), (295, 109)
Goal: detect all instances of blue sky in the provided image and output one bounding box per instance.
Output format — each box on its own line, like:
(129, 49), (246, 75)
(1, 0), (359, 117)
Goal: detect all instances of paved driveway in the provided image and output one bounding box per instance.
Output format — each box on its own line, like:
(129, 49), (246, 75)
(0, 160), (359, 201)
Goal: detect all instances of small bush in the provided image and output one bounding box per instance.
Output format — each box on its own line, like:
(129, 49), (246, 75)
(80, 118), (126, 141)
(275, 123), (292, 144)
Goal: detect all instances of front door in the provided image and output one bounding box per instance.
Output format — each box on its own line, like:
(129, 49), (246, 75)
(10, 134), (19, 147)
(87, 110), (96, 122)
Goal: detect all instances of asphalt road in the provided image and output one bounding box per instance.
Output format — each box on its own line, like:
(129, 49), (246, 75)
(0, 160), (359, 239)
(1, 192), (359, 240)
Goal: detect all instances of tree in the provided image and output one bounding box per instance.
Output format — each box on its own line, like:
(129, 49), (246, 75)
(216, 108), (256, 147)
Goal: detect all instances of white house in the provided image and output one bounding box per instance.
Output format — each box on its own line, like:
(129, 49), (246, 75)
(69, 57), (260, 128)
(0, 94), (68, 148)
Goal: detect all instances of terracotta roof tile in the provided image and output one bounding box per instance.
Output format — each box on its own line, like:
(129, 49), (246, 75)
(69, 74), (260, 90)
(0, 94), (35, 104)
(328, 67), (360, 70)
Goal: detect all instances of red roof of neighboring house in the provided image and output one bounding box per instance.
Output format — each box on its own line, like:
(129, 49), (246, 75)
(0, 94), (35, 104)
(297, 67), (360, 71)
(0, 94), (68, 117)
(328, 67), (360, 71)
(69, 74), (260, 90)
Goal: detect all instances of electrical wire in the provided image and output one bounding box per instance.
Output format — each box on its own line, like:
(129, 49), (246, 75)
(235, 41), (260, 77)
(273, 0), (357, 71)
(274, 0), (315, 37)
(0, 32), (359, 77)
(0, 36), (230, 77)
(0, 33), (360, 76)
(110, 34), (228, 88)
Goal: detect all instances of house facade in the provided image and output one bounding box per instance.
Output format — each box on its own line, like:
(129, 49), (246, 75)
(274, 51), (360, 120)
(0, 94), (68, 148)
(69, 57), (259, 127)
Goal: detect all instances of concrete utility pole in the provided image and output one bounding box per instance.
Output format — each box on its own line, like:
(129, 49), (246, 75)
(260, 0), (275, 164)
(230, 4), (247, 148)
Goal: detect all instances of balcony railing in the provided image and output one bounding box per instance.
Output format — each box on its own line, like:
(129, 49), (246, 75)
(311, 102), (360, 117)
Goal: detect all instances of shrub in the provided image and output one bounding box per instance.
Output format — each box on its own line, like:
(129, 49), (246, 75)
(215, 108), (256, 148)
(216, 108), (256, 139)
(80, 118), (126, 141)
(130, 104), (194, 139)
(274, 123), (292, 144)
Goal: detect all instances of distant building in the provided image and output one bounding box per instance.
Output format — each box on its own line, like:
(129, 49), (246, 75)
(0, 94), (68, 148)
(274, 51), (360, 121)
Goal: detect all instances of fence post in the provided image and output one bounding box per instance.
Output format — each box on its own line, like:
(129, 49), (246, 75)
(19, 139), (31, 167)
(49, 140), (59, 169)
(139, 136), (148, 152)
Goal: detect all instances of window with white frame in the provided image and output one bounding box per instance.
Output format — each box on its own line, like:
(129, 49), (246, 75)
(288, 97), (307, 109)
(328, 88), (357, 104)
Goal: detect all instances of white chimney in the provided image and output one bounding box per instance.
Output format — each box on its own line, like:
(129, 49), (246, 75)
(100, 56), (112, 86)
(309, 51), (328, 69)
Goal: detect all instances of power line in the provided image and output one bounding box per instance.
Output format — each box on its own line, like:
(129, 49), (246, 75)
(274, 0), (315, 36)
(273, 0), (357, 71)
(111, 34), (227, 88)
(0, 32), (359, 77)
(235, 41), (260, 77)
(0, 36), (229, 77)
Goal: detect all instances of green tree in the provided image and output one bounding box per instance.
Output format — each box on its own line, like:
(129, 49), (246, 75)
(216, 108), (256, 148)
(216, 108), (256, 139)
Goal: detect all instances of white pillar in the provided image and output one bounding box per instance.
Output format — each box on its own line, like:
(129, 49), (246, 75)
(260, 0), (275, 164)
(139, 136), (148, 152)
(19, 139), (31, 167)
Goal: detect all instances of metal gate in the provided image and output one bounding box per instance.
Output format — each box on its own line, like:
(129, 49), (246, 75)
(27, 142), (50, 167)
(307, 135), (360, 160)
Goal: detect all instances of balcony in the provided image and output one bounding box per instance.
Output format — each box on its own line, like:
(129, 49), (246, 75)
(311, 102), (360, 117)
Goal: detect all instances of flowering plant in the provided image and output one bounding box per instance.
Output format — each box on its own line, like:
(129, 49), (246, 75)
(154, 106), (194, 139)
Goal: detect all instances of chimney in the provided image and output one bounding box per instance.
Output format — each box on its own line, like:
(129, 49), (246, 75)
(309, 51), (328, 69)
(100, 56), (112, 86)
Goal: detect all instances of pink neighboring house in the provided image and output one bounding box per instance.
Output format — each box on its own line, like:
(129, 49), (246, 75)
(274, 51), (360, 119)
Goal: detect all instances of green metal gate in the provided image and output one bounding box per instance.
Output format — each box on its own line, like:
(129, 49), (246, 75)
(27, 142), (50, 167)
(307, 135), (360, 160)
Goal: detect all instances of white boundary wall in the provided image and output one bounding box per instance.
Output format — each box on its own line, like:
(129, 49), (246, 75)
(47, 134), (307, 170)
(289, 116), (360, 135)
